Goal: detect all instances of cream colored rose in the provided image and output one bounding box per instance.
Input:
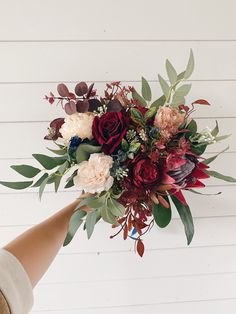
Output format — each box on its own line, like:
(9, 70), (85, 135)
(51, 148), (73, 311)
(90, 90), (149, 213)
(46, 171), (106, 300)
(59, 112), (94, 145)
(73, 153), (114, 194)
(154, 106), (185, 139)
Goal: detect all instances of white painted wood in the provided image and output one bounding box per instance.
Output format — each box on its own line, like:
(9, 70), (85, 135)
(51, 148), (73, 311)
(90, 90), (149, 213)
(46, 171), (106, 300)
(31, 273), (236, 310)
(0, 42), (236, 83)
(30, 299), (236, 314)
(0, 1), (235, 313)
(0, 81), (235, 122)
(0, 0), (236, 40)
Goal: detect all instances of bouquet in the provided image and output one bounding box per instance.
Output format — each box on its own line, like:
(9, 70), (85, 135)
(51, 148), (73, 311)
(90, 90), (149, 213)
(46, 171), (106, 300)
(1, 50), (235, 257)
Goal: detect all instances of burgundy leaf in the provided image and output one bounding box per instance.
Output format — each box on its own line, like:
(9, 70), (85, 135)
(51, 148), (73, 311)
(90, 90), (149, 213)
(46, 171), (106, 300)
(57, 83), (70, 97)
(44, 118), (64, 141)
(76, 99), (89, 113)
(75, 82), (88, 96)
(64, 101), (77, 115)
(86, 83), (94, 98)
(192, 99), (211, 106)
(137, 239), (144, 257)
(88, 98), (101, 112)
(107, 99), (123, 112)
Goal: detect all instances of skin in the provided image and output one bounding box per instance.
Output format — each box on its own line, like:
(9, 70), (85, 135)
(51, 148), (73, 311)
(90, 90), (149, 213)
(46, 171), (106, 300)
(3, 193), (91, 288)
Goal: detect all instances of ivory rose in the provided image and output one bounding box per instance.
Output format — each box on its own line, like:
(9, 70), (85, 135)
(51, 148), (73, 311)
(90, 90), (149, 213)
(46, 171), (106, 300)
(59, 112), (94, 145)
(154, 106), (185, 139)
(73, 153), (114, 194)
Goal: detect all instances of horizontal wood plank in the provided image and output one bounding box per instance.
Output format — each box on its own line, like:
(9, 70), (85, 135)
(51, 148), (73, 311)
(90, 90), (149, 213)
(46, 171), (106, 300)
(0, 42), (236, 82)
(1, 0), (236, 40)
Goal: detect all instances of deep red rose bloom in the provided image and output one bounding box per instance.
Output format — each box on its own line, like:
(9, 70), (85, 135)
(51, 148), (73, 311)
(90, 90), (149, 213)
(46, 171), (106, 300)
(92, 111), (129, 154)
(127, 156), (160, 189)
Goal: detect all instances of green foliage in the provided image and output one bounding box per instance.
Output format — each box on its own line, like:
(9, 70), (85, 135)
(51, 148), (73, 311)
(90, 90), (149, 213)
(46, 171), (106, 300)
(86, 210), (98, 239)
(184, 49), (194, 79)
(211, 121), (219, 137)
(170, 195), (194, 245)
(190, 143), (207, 156)
(107, 198), (126, 217)
(75, 144), (101, 163)
(150, 95), (166, 109)
(32, 154), (58, 170)
(205, 170), (236, 183)
(39, 176), (49, 200)
(144, 107), (157, 121)
(47, 146), (67, 155)
(203, 147), (229, 165)
(141, 77), (152, 101)
(166, 59), (177, 85)
(63, 210), (87, 246)
(153, 195), (171, 228)
(132, 89), (147, 107)
(158, 74), (170, 98)
(11, 165), (41, 178)
(32, 173), (49, 187)
(130, 108), (145, 126)
(0, 180), (33, 189)
(172, 84), (191, 106)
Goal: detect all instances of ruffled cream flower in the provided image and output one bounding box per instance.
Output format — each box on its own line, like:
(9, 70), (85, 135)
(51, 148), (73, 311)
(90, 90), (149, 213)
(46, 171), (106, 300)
(73, 153), (114, 194)
(59, 112), (94, 145)
(154, 106), (185, 139)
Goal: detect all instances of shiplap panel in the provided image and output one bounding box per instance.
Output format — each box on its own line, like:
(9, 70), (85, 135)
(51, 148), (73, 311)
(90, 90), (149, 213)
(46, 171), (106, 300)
(0, 118), (234, 159)
(0, 81), (235, 122)
(32, 273), (236, 310)
(0, 0), (236, 40)
(30, 299), (236, 314)
(1, 185), (235, 226)
(1, 216), (236, 253)
(0, 42), (236, 83)
(41, 246), (236, 284)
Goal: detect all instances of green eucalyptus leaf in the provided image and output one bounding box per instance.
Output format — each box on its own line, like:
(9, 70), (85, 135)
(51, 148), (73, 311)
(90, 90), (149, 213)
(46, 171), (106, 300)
(10, 165), (41, 178)
(184, 49), (194, 79)
(63, 210), (87, 246)
(130, 108), (145, 126)
(78, 195), (105, 209)
(215, 134), (231, 142)
(132, 89), (147, 107)
(32, 173), (49, 187)
(190, 143), (207, 156)
(0, 180), (33, 190)
(153, 195), (171, 228)
(54, 174), (62, 192)
(64, 179), (74, 189)
(39, 176), (49, 200)
(205, 170), (236, 183)
(150, 95), (166, 108)
(47, 147), (67, 156)
(108, 198), (126, 217)
(86, 210), (97, 239)
(100, 206), (118, 225)
(75, 144), (102, 163)
(187, 189), (221, 196)
(57, 160), (69, 174)
(170, 195), (194, 245)
(144, 107), (157, 121)
(158, 74), (170, 98)
(202, 146), (229, 165)
(211, 121), (219, 137)
(32, 154), (58, 170)
(177, 71), (186, 80)
(141, 77), (152, 101)
(174, 84), (192, 98)
(166, 59), (177, 85)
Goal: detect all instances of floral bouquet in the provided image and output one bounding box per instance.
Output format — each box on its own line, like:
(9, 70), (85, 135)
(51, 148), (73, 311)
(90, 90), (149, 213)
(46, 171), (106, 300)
(1, 50), (235, 256)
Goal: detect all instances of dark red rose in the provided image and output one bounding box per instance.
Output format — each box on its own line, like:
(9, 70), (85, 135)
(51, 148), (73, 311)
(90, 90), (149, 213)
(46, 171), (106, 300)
(92, 111), (130, 154)
(126, 156), (160, 189)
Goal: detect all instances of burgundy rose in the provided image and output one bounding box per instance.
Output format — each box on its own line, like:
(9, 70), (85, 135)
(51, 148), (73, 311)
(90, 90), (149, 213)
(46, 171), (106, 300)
(126, 156), (160, 189)
(92, 111), (129, 154)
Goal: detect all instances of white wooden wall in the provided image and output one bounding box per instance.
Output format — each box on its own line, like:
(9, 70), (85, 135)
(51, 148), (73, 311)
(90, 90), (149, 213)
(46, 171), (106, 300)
(0, 0), (236, 313)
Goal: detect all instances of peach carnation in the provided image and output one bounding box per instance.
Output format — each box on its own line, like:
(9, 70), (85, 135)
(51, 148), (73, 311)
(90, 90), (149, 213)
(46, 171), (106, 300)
(73, 153), (114, 194)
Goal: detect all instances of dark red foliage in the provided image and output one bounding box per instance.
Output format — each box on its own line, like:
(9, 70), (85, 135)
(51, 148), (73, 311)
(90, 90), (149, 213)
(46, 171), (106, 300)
(44, 118), (64, 141)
